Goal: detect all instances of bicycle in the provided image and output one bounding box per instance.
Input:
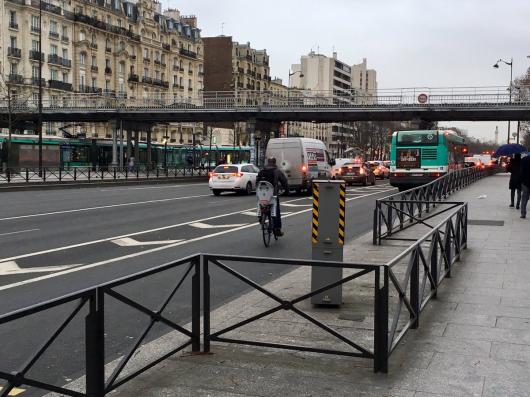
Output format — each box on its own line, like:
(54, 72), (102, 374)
(256, 181), (279, 247)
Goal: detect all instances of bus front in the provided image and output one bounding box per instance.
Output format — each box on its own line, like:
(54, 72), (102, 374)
(389, 130), (445, 191)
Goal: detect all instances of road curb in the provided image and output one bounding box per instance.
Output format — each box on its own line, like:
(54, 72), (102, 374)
(0, 176), (208, 192)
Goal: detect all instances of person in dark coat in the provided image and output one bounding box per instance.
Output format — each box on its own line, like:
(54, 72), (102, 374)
(507, 153), (522, 209)
(520, 154), (530, 219)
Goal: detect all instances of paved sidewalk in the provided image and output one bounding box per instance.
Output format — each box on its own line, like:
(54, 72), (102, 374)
(52, 174), (530, 397)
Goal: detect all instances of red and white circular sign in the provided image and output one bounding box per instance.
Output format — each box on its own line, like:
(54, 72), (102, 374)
(417, 93), (428, 104)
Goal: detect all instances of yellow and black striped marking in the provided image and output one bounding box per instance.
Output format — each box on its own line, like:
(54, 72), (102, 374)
(338, 183), (346, 245)
(312, 183), (319, 244)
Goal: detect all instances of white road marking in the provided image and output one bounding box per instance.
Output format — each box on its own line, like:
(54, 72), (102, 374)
(0, 261), (80, 276)
(283, 202), (312, 207)
(190, 222), (248, 229)
(0, 194), (211, 222)
(99, 182), (207, 191)
(0, 187), (396, 292)
(0, 228), (40, 237)
(111, 237), (183, 247)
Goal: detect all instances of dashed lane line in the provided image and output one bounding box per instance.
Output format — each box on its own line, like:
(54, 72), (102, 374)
(0, 187), (396, 292)
(190, 222), (248, 229)
(0, 194), (212, 222)
(0, 196), (319, 264)
(0, 228), (40, 237)
(111, 237), (183, 247)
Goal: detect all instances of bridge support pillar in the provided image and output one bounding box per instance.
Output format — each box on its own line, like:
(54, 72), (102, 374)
(147, 129), (152, 170)
(111, 120), (118, 168)
(126, 130), (132, 159)
(134, 131), (140, 165)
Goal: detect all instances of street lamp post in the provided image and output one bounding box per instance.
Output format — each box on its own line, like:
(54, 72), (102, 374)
(38, 0), (43, 175)
(286, 69), (304, 137)
(493, 58), (513, 144)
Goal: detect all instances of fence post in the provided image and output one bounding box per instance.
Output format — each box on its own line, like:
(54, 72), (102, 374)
(191, 256), (201, 352)
(59, 168), (62, 182)
(373, 207), (378, 245)
(203, 256), (211, 353)
(430, 232), (439, 298)
(86, 289), (105, 397)
(373, 266), (388, 373)
(7, 168), (10, 183)
(26, 168), (29, 182)
(462, 204), (468, 249)
(410, 248), (420, 329)
(444, 222), (452, 277)
(43, 168), (46, 182)
(386, 200), (393, 237)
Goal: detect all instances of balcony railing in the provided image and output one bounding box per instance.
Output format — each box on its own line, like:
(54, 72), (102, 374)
(103, 89), (116, 96)
(49, 31), (59, 39)
(29, 50), (45, 61)
(74, 13), (140, 42)
(144, 58), (151, 63)
(162, 43), (171, 51)
(90, 43), (98, 49)
(8, 74), (24, 84)
(142, 76), (152, 84)
(105, 67), (112, 74)
(105, 47), (112, 53)
(173, 65), (179, 71)
(91, 65), (99, 72)
(198, 71), (204, 77)
(8, 47), (21, 58)
(131, 54), (136, 60)
(179, 48), (197, 59)
(48, 80), (72, 91)
(62, 58), (72, 68)
(78, 85), (101, 94)
(9, 21), (18, 30)
(154, 60), (161, 66)
(32, 0), (61, 15)
(61, 36), (69, 43)
(31, 26), (40, 33)
(188, 70), (193, 75)
(128, 74), (139, 82)
(30, 77), (46, 86)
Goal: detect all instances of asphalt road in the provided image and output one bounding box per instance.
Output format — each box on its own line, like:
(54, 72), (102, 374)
(0, 180), (396, 395)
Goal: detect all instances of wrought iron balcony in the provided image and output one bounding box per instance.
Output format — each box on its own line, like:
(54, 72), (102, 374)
(105, 67), (112, 74)
(48, 79), (72, 91)
(128, 74), (139, 82)
(8, 74), (24, 84)
(154, 60), (161, 66)
(90, 43), (98, 49)
(29, 50), (45, 61)
(179, 48), (197, 59)
(162, 43), (170, 51)
(143, 57), (151, 63)
(31, 26), (40, 33)
(31, 77), (46, 86)
(188, 70), (193, 75)
(9, 21), (18, 30)
(61, 36), (69, 43)
(91, 65), (99, 72)
(142, 76), (152, 84)
(103, 89), (116, 96)
(49, 31), (59, 39)
(105, 47), (112, 53)
(8, 47), (21, 58)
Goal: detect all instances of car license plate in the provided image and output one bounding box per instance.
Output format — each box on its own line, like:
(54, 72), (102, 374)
(411, 173), (423, 177)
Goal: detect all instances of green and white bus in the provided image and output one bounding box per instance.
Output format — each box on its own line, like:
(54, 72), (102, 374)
(389, 130), (468, 191)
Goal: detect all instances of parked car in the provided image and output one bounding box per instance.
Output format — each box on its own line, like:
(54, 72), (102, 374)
(209, 163), (259, 196)
(337, 162), (376, 186)
(331, 158), (354, 178)
(265, 138), (334, 193)
(367, 160), (390, 179)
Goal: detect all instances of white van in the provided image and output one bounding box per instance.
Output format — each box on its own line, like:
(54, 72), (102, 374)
(265, 138), (334, 192)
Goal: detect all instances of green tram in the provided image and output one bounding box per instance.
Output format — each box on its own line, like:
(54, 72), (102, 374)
(389, 130), (468, 191)
(0, 134), (251, 169)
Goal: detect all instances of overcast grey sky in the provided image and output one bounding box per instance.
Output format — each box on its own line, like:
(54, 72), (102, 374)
(164, 0), (530, 141)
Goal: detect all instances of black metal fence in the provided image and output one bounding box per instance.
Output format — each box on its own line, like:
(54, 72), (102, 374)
(373, 167), (485, 244)
(0, 202), (468, 396)
(0, 166), (211, 184)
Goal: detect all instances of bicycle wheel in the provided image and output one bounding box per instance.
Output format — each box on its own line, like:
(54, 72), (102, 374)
(261, 209), (272, 247)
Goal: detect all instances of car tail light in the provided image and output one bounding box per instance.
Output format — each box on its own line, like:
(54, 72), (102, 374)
(209, 172), (218, 177)
(360, 168), (365, 175)
(232, 172), (243, 177)
(301, 165), (307, 172)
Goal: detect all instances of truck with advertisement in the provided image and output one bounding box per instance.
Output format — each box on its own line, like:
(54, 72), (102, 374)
(265, 138), (334, 193)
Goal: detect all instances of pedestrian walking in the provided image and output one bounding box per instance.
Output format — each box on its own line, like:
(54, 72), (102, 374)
(507, 153), (522, 209)
(128, 156), (135, 172)
(520, 154), (530, 219)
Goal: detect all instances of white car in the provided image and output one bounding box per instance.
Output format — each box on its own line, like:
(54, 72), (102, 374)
(209, 163), (260, 196)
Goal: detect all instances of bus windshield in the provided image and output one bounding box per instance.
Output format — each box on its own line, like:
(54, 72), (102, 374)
(396, 131), (438, 146)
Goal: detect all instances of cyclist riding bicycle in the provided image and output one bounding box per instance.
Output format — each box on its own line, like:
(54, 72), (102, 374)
(256, 157), (289, 236)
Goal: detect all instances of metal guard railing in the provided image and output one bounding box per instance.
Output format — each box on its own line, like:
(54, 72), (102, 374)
(373, 167), (488, 245)
(0, 166), (211, 184)
(0, 203), (468, 396)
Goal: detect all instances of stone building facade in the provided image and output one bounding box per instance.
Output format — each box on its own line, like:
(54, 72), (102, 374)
(0, 0), (204, 145)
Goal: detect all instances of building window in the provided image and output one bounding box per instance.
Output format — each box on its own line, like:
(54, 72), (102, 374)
(105, 80), (110, 90)
(91, 56), (97, 67)
(118, 78), (124, 94)
(62, 25), (68, 39)
(10, 36), (17, 48)
(10, 63), (17, 75)
(80, 73), (85, 87)
(105, 59), (111, 68)
(31, 40), (39, 51)
(92, 78), (97, 88)
(31, 15), (40, 31)
(143, 68), (148, 78)
(32, 65), (39, 78)
(50, 20), (57, 34)
(118, 62), (125, 74)
(9, 11), (17, 27)
(50, 44), (58, 55)
(80, 52), (86, 65)
(79, 30), (86, 41)
(62, 72), (68, 83)
(50, 68), (58, 80)
(62, 48), (68, 59)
